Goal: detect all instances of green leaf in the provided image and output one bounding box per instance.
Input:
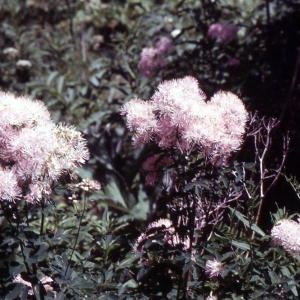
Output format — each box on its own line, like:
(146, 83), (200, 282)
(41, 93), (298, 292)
(183, 260), (193, 274)
(243, 162), (256, 172)
(221, 175), (229, 188)
(117, 254), (139, 269)
(78, 111), (107, 129)
(57, 75), (65, 94)
(103, 180), (128, 209)
(95, 69), (107, 80)
(9, 262), (25, 276)
(221, 252), (235, 261)
(90, 75), (100, 87)
(5, 283), (25, 300)
(231, 240), (250, 251)
(137, 267), (149, 281)
(104, 267), (114, 281)
(125, 279), (138, 288)
(33, 283), (41, 300)
(47, 71), (59, 86)
(268, 271), (280, 284)
(291, 284), (298, 296)
(183, 183), (194, 191)
(229, 208), (266, 237)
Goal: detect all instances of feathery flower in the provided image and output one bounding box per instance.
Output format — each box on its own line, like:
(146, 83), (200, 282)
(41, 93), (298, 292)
(147, 218), (173, 231)
(120, 98), (158, 147)
(208, 23), (239, 43)
(206, 259), (224, 279)
(71, 178), (101, 192)
(121, 76), (248, 163)
(271, 219), (300, 253)
(27, 182), (52, 201)
(0, 167), (22, 201)
(3, 47), (18, 57)
(156, 37), (172, 54)
(138, 37), (172, 79)
(16, 59), (32, 69)
(0, 92), (90, 202)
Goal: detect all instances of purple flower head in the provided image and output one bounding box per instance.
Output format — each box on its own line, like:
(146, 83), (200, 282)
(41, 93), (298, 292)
(208, 23), (239, 43)
(227, 56), (240, 67)
(156, 37), (172, 54)
(138, 37), (172, 79)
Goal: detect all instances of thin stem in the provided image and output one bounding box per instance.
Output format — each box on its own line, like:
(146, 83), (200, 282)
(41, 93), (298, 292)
(253, 118), (278, 225)
(264, 133), (289, 196)
(265, 0), (270, 26)
(65, 0), (75, 46)
(40, 199), (45, 236)
(81, 23), (87, 80)
(65, 193), (87, 276)
(24, 201), (30, 227)
(19, 240), (31, 274)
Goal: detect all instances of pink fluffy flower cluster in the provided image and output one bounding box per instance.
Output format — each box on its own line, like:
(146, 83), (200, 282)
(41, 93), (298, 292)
(120, 76), (248, 164)
(138, 37), (172, 79)
(271, 219), (300, 254)
(207, 23), (239, 43)
(205, 259), (224, 280)
(0, 92), (89, 202)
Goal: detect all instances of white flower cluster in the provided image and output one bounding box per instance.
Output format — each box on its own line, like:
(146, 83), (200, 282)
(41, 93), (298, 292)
(271, 219), (300, 253)
(0, 92), (90, 202)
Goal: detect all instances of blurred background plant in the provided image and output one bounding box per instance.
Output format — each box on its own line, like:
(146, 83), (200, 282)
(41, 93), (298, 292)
(1, 0), (300, 299)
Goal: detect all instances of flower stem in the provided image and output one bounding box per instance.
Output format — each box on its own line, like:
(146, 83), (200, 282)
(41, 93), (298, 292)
(65, 193), (87, 276)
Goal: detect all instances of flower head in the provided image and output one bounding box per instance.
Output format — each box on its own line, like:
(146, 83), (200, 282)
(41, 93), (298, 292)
(208, 23), (239, 43)
(0, 92), (90, 202)
(3, 47), (18, 57)
(121, 76), (248, 164)
(138, 37), (172, 79)
(206, 259), (224, 279)
(0, 167), (22, 201)
(271, 219), (300, 253)
(71, 178), (101, 192)
(16, 59), (32, 69)
(120, 98), (158, 147)
(156, 37), (172, 54)
(227, 56), (240, 67)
